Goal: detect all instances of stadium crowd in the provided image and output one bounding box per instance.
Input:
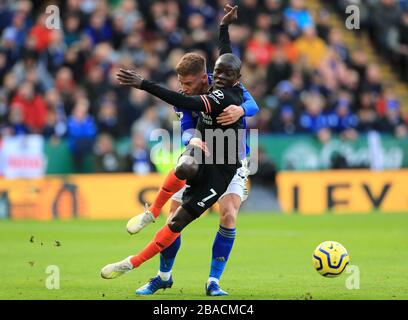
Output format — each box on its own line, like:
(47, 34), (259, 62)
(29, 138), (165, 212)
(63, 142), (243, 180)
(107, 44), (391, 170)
(0, 0), (407, 174)
(330, 0), (408, 83)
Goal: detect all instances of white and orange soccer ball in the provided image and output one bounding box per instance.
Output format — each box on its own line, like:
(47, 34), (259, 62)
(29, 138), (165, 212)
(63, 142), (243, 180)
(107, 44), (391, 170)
(312, 241), (350, 277)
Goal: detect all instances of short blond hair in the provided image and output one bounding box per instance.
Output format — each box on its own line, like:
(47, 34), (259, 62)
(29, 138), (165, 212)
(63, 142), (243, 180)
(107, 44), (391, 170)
(175, 52), (206, 76)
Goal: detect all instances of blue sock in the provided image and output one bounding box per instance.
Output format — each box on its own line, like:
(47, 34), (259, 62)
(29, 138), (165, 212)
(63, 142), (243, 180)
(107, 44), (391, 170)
(209, 226), (236, 281)
(159, 234), (181, 273)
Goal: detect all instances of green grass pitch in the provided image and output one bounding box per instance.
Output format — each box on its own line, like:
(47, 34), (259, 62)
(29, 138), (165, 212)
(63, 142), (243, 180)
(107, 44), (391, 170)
(1, 213), (407, 300)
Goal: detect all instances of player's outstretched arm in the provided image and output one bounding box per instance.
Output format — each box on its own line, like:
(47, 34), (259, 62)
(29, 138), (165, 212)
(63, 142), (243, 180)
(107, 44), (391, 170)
(117, 69), (218, 113)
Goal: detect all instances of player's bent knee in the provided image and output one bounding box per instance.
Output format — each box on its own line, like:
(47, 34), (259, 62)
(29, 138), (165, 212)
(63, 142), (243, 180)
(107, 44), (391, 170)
(167, 217), (186, 233)
(220, 206), (238, 227)
(175, 156), (198, 180)
(167, 207), (196, 233)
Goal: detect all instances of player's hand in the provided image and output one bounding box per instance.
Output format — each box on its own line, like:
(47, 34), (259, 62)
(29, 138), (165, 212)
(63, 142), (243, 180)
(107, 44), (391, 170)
(220, 4), (238, 25)
(216, 105), (244, 126)
(116, 69), (144, 89)
(189, 137), (210, 157)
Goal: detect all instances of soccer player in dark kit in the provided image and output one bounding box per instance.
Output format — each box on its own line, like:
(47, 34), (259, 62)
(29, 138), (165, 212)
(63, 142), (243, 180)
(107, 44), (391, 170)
(101, 46), (247, 294)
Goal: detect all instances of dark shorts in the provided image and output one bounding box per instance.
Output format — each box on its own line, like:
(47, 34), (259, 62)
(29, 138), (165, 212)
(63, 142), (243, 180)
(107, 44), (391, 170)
(181, 161), (238, 218)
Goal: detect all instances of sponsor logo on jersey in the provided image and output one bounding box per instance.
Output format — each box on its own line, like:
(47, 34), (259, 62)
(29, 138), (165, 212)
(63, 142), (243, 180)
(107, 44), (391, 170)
(201, 112), (213, 125)
(208, 93), (220, 105)
(212, 90), (224, 100)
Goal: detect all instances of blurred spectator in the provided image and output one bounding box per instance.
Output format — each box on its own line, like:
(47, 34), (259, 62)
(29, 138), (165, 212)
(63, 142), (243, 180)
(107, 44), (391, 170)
(275, 80), (298, 108)
(96, 98), (124, 139)
(399, 8), (408, 78)
(0, 91), (7, 124)
(67, 98), (97, 172)
(327, 28), (349, 63)
(237, 0), (260, 27)
(246, 30), (275, 67)
(54, 67), (77, 114)
(390, 8), (408, 81)
(240, 50), (267, 88)
(315, 8), (331, 43)
(266, 48), (293, 93)
(0, 1), (13, 35)
(376, 98), (408, 138)
(361, 64), (383, 97)
(113, 0), (142, 34)
(283, 0), (313, 31)
(294, 26), (327, 69)
(3, 104), (30, 136)
(122, 88), (152, 134)
(372, 0), (401, 58)
(63, 14), (82, 47)
(43, 88), (67, 139)
(11, 50), (54, 92)
(0, 49), (8, 84)
(326, 93), (359, 140)
(186, 12), (212, 56)
(42, 109), (60, 139)
(252, 107), (273, 133)
(299, 90), (327, 134)
(271, 104), (299, 134)
(183, 0), (216, 27)
(85, 11), (113, 46)
(274, 32), (298, 65)
(83, 64), (111, 114)
(62, 0), (88, 29)
(356, 90), (379, 133)
(62, 46), (86, 83)
(263, 0), (283, 33)
(132, 107), (162, 142)
(28, 13), (53, 52)
(120, 33), (146, 66)
(1, 10), (29, 50)
(126, 132), (156, 175)
(94, 133), (127, 173)
(11, 81), (47, 133)
(43, 30), (66, 75)
(349, 49), (368, 86)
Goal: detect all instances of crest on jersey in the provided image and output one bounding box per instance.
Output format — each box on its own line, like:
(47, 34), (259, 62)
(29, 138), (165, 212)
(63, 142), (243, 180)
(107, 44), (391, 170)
(212, 90), (224, 100)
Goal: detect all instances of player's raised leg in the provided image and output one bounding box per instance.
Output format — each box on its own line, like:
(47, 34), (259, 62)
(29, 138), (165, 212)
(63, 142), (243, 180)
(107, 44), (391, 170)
(100, 255), (134, 279)
(101, 198), (197, 280)
(126, 169), (185, 234)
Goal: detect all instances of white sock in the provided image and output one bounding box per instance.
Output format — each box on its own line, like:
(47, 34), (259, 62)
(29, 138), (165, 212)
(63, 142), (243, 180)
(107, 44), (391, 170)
(207, 277), (219, 284)
(158, 271), (171, 281)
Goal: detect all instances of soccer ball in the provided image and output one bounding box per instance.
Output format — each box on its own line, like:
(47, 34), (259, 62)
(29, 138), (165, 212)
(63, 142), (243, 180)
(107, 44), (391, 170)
(312, 241), (350, 277)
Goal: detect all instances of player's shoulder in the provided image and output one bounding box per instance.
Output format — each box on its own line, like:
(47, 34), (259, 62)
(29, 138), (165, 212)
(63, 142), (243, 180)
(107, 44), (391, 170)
(213, 85), (242, 97)
(212, 86), (243, 103)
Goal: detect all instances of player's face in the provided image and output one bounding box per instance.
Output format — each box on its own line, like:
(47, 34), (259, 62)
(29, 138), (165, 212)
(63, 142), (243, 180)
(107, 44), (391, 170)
(213, 60), (240, 89)
(178, 73), (208, 96)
